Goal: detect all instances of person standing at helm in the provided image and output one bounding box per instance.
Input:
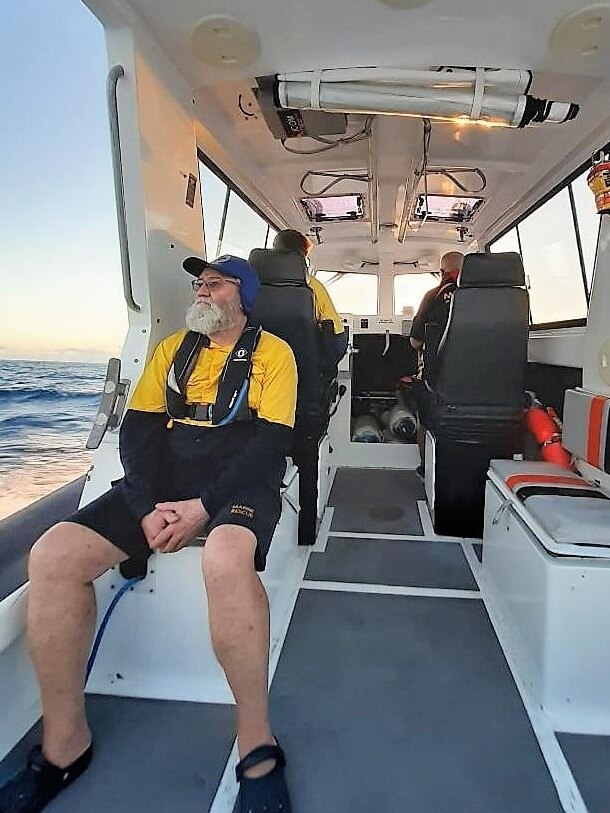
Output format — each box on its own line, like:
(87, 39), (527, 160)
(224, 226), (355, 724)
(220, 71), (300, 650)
(409, 250), (464, 477)
(409, 251), (464, 356)
(0, 255), (296, 813)
(273, 229), (348, 364)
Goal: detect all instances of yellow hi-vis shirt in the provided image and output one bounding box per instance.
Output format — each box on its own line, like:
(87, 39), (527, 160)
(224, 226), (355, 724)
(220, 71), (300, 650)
(129, 328), (297, 429)
(307, 275), (344, 335)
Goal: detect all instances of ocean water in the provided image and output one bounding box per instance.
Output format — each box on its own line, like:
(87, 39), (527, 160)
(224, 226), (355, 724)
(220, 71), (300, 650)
(0, 359), (106, 521)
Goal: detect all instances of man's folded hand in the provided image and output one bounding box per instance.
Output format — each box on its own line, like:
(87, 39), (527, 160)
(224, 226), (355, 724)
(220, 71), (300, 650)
(140, 509), (170, 547)
(148, 499), (209, 553)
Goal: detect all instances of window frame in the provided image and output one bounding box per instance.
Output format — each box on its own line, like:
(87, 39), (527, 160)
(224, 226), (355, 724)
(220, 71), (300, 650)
(486, 149), (604, 330)
(198, 151), (280, 259)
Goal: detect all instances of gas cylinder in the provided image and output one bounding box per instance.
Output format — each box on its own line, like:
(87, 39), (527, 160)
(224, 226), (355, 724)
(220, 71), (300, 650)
(387, 402), (417, 441)
(352, 414), (382, 443)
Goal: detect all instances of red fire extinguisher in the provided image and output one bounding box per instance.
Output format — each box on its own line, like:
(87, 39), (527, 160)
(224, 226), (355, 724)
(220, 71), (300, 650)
(525, 402), (571, 468)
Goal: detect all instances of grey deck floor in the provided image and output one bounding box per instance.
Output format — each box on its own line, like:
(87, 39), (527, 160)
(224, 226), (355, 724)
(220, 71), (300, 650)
(328, 467), (424, 534)
(305, 535), (477, 590)
(0, 696), (236, 812)
(557, 733), (610, 813)
(268, 589), (562, 813)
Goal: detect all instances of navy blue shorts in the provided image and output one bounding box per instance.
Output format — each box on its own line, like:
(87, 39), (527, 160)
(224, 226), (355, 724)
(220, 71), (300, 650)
(66, 482), (282, 572)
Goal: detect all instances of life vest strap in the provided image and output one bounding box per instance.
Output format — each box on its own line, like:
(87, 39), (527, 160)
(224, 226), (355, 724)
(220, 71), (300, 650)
(165, 323), (262, 426)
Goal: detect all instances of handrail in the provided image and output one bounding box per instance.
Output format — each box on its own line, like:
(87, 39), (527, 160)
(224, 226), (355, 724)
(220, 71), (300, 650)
(106, 65), (141, 312)
(367, 119), (379, 245)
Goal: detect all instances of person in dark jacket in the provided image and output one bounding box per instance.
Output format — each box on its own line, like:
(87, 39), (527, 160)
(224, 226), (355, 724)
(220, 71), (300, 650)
(410, 251), (464, 477)
(409, 251), (464, 355)
(0, 255), (296, 813)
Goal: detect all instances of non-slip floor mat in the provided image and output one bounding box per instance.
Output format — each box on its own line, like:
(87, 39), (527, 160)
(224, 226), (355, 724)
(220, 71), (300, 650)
(557, 732), (610, 813)
(268, 590), (562, 812)
(0, 695), (236, 812)
(305, 536), (478, 590)
(329, 468), (424, 535)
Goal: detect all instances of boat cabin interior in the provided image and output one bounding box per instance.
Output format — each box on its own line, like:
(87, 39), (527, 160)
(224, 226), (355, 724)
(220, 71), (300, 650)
(2, 0), (610, 810)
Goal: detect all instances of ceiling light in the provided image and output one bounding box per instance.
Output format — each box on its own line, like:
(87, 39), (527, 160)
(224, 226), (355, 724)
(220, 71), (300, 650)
(191, 16), (261, 69)
(549, 4), (610, 60)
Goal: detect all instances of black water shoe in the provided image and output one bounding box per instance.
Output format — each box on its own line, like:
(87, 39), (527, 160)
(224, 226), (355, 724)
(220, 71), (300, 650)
(236, 740), (291, 812)
(0, 743), (93, 813)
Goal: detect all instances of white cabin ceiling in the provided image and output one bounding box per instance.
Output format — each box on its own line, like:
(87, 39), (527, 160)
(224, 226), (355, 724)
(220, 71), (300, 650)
(127, 0), (610, 83)
(99, 0), (610, 267)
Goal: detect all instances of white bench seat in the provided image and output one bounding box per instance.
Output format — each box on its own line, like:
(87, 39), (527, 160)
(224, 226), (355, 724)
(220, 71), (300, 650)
(482, 389), (610, 734)
(488, 459), (610, 557)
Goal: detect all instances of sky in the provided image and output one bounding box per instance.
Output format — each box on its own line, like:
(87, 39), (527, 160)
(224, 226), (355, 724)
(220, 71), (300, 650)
(0, 1), (128, 362)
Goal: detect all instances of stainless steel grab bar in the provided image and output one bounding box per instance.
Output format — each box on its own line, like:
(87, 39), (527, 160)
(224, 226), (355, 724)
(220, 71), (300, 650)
(106, 65), (141, 312)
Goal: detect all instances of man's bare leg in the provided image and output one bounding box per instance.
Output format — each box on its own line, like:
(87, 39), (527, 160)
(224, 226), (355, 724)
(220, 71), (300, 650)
(202, 526), (275, 778)
(27, 522), (127, 767)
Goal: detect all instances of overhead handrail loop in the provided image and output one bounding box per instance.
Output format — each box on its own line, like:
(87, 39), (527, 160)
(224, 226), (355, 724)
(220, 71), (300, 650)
(470, 67), (485, 121)
(107, 65), (141, 313)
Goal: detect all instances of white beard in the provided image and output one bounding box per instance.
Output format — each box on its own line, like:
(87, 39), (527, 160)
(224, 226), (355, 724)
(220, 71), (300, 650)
(185, 301), (236, 336)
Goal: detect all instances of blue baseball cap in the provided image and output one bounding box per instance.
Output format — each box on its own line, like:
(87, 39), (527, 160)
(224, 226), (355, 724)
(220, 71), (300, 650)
(183, 254), (260, 314)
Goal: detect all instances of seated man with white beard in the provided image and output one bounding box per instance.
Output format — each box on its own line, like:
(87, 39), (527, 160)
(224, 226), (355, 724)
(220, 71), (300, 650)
(0, 255), (297, 813)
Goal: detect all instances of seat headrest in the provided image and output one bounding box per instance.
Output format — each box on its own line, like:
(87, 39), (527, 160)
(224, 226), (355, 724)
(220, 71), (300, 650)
(458, 252), (525, 288)
(248, 248), (308, 286)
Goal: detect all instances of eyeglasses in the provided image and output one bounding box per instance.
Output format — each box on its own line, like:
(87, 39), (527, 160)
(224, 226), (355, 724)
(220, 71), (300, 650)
(191, 277), (240, 294)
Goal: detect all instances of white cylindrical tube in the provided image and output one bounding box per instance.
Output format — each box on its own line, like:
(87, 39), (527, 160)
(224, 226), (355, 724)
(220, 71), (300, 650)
(279, 81), (520, 125)
(278, 67), (531, 94)
(331, 83), (522, 113)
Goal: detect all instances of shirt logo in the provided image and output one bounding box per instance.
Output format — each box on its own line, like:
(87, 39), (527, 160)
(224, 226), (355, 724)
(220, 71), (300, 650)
(230, 503), (255, 519)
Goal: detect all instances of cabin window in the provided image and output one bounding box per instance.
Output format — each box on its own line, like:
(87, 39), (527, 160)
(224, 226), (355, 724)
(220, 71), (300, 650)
(393, 272), (439, 316)
(198, 154), (279, 261)
(300, 194), (365, 223)
(571, 169), (601, 293)
(199, 161), (228, 258)
(517, 188), (588, 325)
(413, 194), (483, 223)
(489, 228), (520, 255)
(219, 192), (269, 259)
(265, 225), (278, 248)
(487, 152), (607, 327)
(315, 271), (379, 315)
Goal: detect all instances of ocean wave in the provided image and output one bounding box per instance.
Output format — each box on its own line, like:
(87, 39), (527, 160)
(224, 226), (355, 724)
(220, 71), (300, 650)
(0, 413), (93, 429)
(0, 386), (101, 401)
(0, 361), (107, 511)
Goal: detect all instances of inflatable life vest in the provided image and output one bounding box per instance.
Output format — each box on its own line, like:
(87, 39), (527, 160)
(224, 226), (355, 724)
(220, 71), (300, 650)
(525, 404), (571, 468)
(165, 322), (262, 426)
